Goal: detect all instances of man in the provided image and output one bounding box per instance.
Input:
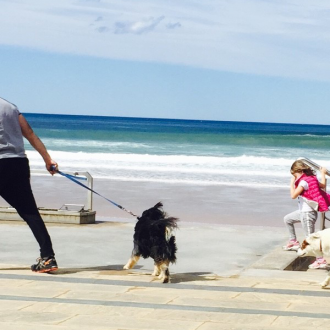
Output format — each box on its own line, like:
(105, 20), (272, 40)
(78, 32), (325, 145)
(0, 96), (58, 272)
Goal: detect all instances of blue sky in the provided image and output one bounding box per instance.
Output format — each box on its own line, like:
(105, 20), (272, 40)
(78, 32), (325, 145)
(1, 0), (330, 124)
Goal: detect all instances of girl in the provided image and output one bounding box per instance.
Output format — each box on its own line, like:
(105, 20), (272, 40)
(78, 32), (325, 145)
(283, 160), (330, 269)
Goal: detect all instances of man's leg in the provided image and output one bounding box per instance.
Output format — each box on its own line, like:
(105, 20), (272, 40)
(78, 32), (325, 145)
(0, 158), (55, 258)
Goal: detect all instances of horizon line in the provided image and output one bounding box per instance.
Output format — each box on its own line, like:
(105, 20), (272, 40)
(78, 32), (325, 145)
(23, 112), (330, 127)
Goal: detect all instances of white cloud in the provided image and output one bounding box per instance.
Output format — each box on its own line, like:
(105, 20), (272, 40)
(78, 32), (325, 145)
(114, 16), (165, 35)
(1, 0), (330, 81)
(166, 22), (182, 30)
(96, 26), (109, 33)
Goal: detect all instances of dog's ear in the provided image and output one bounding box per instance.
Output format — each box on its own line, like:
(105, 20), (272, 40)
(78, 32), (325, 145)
(300, 239), (309, 250)
(308, 232), (321, 240)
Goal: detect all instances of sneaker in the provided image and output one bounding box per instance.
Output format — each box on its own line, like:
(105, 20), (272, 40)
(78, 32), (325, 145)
(283, 239), (300, 251)
(308, 259), (328, 269)
(31, 256), (58, 273)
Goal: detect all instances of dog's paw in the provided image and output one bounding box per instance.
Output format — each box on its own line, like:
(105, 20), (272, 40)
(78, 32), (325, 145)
(162, 277), (170, 284)
(123, 264), (131, 270)
(321, 281), (329, 288)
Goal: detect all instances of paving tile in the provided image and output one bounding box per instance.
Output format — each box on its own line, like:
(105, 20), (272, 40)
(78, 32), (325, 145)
(54, 285), (207, 304)
(149, 288), (237, 300)
(193, 312), (276, 327)
(252, 279), (326, 291)
(49, 282), (129, 295)
(242, 269), (327, 284)
(273, 315), (330, 327)
(0, 279), (34, 287)
(135, 309), (230, 323)
(196, 323), (266, 330)
(0, 310), (71, 325)
(0, 285), (69, 298)
(59, 290), (174, 304)
(0, 322), (105, 330)
(286, 302), (330, 315)
(169, 296), (289, 311)
(177, 277), (259, 288)
(196, 323), (312, 330)
(0, 323), (65, 330)
(117, 287), (238, 303)
(0, 300), (35, 311)
(21, 302), (152, 317)
(235, 292), (330, 306)
(61, 313), (202, 330)
(95, 272), (157, 283)
(131, 308), (275, 324)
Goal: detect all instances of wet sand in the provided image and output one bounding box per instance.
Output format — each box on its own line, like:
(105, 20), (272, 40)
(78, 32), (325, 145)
(0, 174), (297, 227)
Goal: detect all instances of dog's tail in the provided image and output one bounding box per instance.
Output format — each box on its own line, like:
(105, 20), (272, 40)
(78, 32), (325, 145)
(164, 217), (179, 242)
(151, 216), (178, 264)
(167, 236), (177, 263)
(154, 201), (163, 209)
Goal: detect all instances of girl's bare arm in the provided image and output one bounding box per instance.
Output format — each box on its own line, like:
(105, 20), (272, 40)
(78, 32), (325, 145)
(290, 176), (304, 199)
(319, 167), (328, 189)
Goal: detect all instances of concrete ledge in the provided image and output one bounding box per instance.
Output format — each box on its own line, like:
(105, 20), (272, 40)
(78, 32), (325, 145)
(0, 207), (96, 224)
(248, 246), (298, 270)
(248, 245), (318, 273)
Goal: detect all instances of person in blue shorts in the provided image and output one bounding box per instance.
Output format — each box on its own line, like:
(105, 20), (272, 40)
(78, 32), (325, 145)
(0, 96), (58, 273)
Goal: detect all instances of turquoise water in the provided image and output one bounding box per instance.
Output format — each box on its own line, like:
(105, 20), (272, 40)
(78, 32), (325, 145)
(24, 114), (330, 188)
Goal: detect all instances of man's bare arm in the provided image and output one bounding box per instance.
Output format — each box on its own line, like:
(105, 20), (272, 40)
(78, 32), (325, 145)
(19, 114), (57, 174)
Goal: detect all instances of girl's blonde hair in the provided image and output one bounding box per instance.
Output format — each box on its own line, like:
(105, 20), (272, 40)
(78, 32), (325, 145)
(290, 160), (315, 176)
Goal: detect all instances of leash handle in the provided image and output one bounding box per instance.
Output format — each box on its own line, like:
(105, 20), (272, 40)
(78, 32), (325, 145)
(50, 166), (137, 217)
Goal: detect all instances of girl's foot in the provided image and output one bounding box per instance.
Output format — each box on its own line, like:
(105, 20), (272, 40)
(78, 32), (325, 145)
(309, 258), (328, 269)
(283, 239), (300, 251)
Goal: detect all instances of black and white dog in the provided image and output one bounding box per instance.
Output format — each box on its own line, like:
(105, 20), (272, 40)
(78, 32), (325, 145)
(123, 202), (178, 283)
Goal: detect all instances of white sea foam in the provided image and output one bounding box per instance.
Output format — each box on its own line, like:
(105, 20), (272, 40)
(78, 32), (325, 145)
(27, 150), (293, 166)
(41, 139), (151, 149)
(27, 149), (327, 188)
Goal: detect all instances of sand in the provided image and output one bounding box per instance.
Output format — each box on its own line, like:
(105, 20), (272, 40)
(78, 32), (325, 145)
(0, 174), (298, 227)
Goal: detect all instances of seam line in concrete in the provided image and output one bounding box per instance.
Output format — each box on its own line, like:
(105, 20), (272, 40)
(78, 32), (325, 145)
(0, 273), (328, 297)
(0, 294), (330, 319)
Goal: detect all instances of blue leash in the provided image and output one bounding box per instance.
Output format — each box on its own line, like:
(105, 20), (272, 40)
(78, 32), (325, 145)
(52, 167), (137, 217)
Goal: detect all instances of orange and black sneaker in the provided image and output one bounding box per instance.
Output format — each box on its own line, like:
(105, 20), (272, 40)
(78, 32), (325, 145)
(31, 256), (58, 273)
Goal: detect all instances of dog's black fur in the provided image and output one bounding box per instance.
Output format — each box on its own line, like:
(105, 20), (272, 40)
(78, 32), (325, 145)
(123, 202), (178, 283)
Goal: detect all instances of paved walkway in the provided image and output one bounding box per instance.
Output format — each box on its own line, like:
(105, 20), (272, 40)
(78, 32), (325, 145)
(0, 220), (329, 329)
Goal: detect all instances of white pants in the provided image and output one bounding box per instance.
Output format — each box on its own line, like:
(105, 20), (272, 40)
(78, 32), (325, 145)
(283, 210), (318, 241)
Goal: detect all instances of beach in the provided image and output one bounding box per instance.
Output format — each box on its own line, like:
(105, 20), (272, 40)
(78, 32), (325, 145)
(5, 114), (327, 231)
(0, 148), (328, 330)
(1, 115), (328, 253)
(0, 175), (297, 228)
(0, 174), (298, 277)
(0, 114), (328, 267)
(0, 172), (304, 275)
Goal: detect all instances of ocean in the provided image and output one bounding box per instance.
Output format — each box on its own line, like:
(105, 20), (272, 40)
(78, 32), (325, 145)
(24, 114), (330, 189)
